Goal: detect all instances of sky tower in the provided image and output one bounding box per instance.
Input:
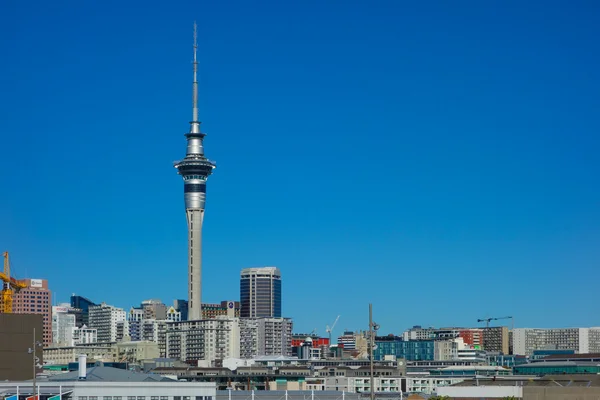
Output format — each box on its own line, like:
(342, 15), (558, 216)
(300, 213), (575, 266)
(174, 23), (216, 321)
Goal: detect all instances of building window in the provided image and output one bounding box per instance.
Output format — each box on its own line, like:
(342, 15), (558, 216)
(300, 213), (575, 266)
(137, 397), (145, 400)
(79, 397), (87, 400)
(104, 397), (112, 400)
(151, 397), (159, 400)
(90, 397), (98, 400)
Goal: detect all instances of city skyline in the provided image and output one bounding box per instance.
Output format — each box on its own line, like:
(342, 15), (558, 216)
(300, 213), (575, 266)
(1, 0), (599, 334)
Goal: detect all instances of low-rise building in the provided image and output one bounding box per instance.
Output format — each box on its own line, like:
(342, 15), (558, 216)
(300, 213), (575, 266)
(438, 375), (600, 399)
(0, 365), (216, 399)
(44, 343), (118, 365)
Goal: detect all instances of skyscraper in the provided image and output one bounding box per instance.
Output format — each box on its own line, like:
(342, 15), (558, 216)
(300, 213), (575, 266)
(174, 24), (216, 321)
(240, 267), (282, 318)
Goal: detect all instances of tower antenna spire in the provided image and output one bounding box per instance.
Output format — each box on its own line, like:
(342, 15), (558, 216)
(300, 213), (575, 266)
(191, 21), (200, 134)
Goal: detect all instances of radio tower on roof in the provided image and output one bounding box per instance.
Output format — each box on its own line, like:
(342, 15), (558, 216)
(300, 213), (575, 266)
(174, 22), (216, 321)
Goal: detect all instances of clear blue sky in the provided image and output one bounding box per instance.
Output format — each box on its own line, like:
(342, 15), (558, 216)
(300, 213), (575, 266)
(1, 0), (599, 337)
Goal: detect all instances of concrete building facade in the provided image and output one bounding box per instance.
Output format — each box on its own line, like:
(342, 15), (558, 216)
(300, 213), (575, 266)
(88, 302), (126, 343)
(67, 324), (97, 345)
(513, 327), (600, 356)
(482, 326), (509, 354)
(11, 278), (52, 346)
(51, 304), (76, 346)
(240, 317), (293, 359)
(203, 300), (241, 319)
(163, 317), (240, 364)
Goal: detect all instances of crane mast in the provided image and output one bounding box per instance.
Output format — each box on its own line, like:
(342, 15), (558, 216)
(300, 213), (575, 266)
(0, 251), (28, 313)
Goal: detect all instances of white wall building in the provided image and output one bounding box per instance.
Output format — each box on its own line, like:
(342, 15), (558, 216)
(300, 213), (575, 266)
(52, 304), (76, 346)
(513, 327), (600, 355)
(402, 326), (436, 341)
(141, 319), (166, 342)
(66, 324), (98, 346)
(88, 302), (126, 343)
(166, 306), (182, 322)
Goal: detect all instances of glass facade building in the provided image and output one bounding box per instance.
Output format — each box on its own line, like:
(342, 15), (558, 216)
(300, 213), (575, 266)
(514, 362), (600, 375)
(374, 336), (435, 361)
(70, 295), (96, 327)
(240, 267), (281, 318)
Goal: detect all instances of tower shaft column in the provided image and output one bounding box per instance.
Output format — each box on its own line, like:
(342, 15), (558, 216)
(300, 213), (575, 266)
(187, 209), (204, 320)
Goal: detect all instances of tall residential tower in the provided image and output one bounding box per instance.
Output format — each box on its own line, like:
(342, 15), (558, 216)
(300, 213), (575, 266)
(240, 267), (282, 318)
(174, 24), (216, 321)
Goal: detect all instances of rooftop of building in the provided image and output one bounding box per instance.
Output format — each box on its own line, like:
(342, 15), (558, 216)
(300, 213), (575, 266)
(451, 374), (600, 387)
(437, 365), (510, 371)
(517, 361), (600, 368)
(540, 353), (600, 360)
(45, 366), (175, 382)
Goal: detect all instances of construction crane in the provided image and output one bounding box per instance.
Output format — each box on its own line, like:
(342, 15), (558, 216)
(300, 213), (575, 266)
(477, 316), (513, 329)
(325, 315), (340, 344)
(1, 252), (28, 313)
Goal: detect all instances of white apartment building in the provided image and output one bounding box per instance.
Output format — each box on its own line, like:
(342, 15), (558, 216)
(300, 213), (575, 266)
(52, 304), (76, 346)
(163, 316), (240, 363)
(402, 326), (436, 341)
(406, 376), (467, 395)
(66, 324), (98, 345)
(240, 317), (293, 359)
(116, 320), (130, 342)
(513, 327), (600, 355)
(166, 306), (182, 322)
(88, 302), (126, 342)
(141, 318), (166, 342)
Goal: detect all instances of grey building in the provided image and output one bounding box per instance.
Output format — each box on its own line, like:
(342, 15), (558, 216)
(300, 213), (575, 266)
(240, 267), (282, 318)
(240, 317), (292, 359)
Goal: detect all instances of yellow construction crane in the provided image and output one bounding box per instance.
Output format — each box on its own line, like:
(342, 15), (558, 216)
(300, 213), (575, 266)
(1, 252), (28, 313)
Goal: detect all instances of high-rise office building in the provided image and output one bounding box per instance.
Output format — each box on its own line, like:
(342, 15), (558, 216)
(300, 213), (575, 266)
(173, 299), (188, 321)
(88, 302), (126, 342)
(173, 25), (216, 321)
(11, 278), (52, 346)
(70, 294), (96, 327)
(240, 267), (282, 318)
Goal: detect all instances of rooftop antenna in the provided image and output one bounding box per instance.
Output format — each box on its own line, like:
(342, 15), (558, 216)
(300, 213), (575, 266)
(190, 21), (200, 135)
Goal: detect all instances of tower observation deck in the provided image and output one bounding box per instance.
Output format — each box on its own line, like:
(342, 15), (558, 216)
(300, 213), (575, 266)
(174, 23), (216, 321)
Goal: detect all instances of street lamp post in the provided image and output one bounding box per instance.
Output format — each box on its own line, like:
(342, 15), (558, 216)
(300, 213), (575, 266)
(369, 304), (379, 400)
(28, 327), (43, 398)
